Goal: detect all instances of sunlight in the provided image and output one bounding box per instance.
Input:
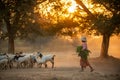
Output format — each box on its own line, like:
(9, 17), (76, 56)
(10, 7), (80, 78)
(68, 5), (76, 13)
(68, 0), (77, 13)
(37, 0), (111, 24)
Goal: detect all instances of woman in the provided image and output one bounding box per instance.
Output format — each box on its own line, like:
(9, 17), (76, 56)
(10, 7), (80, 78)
(79, 36), (94, 72)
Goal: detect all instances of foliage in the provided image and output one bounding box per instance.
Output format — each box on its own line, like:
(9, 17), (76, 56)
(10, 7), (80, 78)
(37, 0), (81, 36)
(91, 0), (120, 36)
(0, 0), (49, 40)
(76, 46), (83, 53)
(75, 0), (120, 58)
(76, 46), (90, 60)
(0, 0), (51, 53)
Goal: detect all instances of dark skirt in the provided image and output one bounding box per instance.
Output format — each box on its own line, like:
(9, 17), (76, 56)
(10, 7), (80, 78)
(80, 58), (90, 67)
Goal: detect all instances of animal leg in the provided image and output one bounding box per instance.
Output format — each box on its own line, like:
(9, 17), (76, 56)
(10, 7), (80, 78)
(50, 60), (54, 68)
(45, 64), (47, 68)
(39, 63), (42, 68)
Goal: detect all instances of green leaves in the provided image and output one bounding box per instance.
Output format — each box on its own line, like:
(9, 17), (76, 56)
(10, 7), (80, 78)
(76, 46), (90, 60)
(76, 46), (83, 53)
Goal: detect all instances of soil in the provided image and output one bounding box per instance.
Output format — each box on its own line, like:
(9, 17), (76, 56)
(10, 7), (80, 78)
(0, 56), (120, 80)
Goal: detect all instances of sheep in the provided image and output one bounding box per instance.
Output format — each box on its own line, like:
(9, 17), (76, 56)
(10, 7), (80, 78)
(35, 52), (55, 68)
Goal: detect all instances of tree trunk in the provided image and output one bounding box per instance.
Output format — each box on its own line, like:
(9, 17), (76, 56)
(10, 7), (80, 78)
(4, 18), (15, 54)
(8, 35), (15, 54)
(100, 34), (110, 58)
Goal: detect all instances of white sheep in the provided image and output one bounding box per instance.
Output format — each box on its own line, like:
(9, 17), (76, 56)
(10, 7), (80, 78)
(35, 52), (55, 68)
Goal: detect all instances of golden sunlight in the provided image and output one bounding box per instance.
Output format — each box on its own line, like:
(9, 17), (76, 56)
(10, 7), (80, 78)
(68, 0), (77, 13)
(68, 5), (76, 13)
(38, 0), (110, 23)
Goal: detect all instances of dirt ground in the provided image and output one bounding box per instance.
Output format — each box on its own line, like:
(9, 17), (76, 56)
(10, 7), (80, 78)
(1, 35), (120, 80)
(0, 56), (120, 80)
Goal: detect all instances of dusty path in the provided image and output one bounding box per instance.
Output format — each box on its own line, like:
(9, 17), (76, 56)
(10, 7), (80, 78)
(0, 57), (120, 80)
(0, 67), (120, 80)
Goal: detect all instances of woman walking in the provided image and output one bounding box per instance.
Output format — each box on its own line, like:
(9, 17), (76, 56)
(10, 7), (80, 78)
(77, 36), (94, 72)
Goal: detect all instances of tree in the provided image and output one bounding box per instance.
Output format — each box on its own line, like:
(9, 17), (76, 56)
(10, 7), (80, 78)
(33, 0), (120, 58)
(37, 0), (79, 36)
(0, 0), (43, 54)
(75, 0), (120, 58)
(0, 0), (64, 54)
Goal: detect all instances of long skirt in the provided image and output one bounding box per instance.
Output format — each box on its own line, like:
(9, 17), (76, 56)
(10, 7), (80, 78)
(80, 58), (90, 68)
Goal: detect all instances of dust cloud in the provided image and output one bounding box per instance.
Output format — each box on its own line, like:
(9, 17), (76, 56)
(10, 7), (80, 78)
(0, 36), (120, 59)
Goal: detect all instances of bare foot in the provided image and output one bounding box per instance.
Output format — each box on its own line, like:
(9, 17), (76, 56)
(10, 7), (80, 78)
(90, 69), (94, 72)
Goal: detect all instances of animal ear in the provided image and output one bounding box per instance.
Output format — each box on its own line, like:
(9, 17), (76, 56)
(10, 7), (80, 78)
(19, 52), (22, 54)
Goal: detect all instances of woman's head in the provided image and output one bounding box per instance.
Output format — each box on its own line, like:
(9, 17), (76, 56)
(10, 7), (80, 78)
(81, 36), (87, 42)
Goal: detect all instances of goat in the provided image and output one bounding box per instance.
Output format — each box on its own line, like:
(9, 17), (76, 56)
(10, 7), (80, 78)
(0, 54), (9, 70)
(35, 52), (55, 68)
(13, 52), (36, 68)
(0, 53), (8, 60)
(6, 54), (16, 69)
(20, 53), (37, 68)
(13, 53), (28, 68)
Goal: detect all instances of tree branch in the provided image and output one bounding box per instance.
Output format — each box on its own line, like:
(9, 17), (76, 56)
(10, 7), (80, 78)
(75, 0), (97, 21)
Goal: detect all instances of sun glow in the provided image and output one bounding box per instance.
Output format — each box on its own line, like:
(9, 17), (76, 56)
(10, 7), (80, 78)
(68, 5), (76, 13)
(38, 0), (110, 23)
(67, 0), (77, 13)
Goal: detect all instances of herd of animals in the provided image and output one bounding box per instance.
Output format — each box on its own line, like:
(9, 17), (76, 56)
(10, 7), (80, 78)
(0, 52), (55, 70)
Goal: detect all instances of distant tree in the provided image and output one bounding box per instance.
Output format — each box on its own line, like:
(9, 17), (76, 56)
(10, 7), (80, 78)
(75, 0), (120, 58)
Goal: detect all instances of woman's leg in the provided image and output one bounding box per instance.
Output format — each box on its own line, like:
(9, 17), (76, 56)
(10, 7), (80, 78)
(87, 61), (94, 72)
(80, 59), (84, 71)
